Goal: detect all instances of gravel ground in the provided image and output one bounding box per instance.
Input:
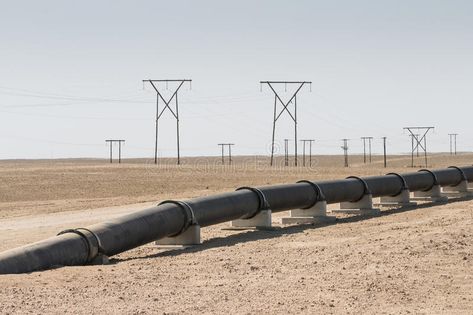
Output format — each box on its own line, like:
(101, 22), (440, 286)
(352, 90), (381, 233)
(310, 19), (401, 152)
(0, 155), (472, 314)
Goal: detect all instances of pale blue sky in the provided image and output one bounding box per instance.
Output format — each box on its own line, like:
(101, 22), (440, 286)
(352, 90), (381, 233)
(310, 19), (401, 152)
(0, 0), (472, 159)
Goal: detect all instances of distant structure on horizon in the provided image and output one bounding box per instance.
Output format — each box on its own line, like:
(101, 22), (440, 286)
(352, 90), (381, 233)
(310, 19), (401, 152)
(142, 79), (192, 165)
(105, 139), (125, 164)
(260, 80), (312, 167)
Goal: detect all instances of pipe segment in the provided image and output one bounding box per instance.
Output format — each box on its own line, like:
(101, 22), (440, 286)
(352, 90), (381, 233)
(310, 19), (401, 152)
(1, 165), (472, 274)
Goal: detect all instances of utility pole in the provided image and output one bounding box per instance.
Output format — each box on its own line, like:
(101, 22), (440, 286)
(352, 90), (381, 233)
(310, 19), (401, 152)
(108, 140), (112, 164)
(382, 137), (387, 168)
(142, 79), (192, 165)
(284, 139), (289, 166)
(449, 133), (458, 155)
(260, 81), (312, 167)
(341, 139), (349, 167)
(105, 140), (125, 164)
(229, 143), (233, 164)
(300, 139), (315, 167)
(218, 143), (235, 165)
(404, 127), (434, 168)
(218, 143), (225, 164)
(361, 137), (373, 164)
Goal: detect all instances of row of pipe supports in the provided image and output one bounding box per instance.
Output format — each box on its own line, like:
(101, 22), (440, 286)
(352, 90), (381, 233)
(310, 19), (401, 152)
(1, 165), (473, 274)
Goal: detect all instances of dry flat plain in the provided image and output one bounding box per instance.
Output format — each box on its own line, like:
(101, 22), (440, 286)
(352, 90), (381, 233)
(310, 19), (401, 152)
(0, 154), (472, 314)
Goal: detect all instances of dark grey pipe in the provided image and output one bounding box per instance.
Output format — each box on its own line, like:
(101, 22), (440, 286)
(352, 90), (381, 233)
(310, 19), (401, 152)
(1, 165), (472, 274)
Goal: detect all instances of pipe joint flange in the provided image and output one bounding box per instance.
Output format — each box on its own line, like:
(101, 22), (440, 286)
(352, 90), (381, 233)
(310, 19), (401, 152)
(57, 228), (102, 264)
(418, 169), (439, 191)
(159, 200), (197, 237)
(296, 180), (326, 209)
(346, 176), (371, 202)
(236, 186), (270, 219)
(386, 172), (409, 197)
(448, 166), (468, 186)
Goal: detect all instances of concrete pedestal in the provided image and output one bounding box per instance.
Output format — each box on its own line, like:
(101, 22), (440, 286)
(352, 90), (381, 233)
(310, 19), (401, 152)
(442, 180), (473, 198)
(376, 189), (417, 208)
(90, 254), (110, 265)
(333, 194), (381, 215)
(412, 185), (448, 203)
(281, 201), (336, 224)
(230, 210), (272, 229)
(156, 224), (201, 246)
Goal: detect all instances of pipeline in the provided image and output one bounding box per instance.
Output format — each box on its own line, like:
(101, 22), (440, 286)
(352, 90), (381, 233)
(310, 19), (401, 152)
(0, 165), (472, 274)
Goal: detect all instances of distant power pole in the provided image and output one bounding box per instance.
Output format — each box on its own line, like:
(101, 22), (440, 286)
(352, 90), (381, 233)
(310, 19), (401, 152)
(449, 133), (458, 155)
(361, 137), (373, 163)
(404, 127), (434, 167)
(260, 81), (312, 166)
(228, 144), (234, 164)
(284, 139), (290, 166)
(218, 143), (225, 164)
(142, 79), (192, 165)
(105, 139), (125, 164)
(341, 139), (349, 167)
(382, 137), (387, 168)
(300, 139), (315, 167)
(218, 143), (235, 165)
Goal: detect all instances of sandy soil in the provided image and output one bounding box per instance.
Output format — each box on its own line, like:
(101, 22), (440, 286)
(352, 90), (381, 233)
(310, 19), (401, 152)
(0, 154), (472, 314)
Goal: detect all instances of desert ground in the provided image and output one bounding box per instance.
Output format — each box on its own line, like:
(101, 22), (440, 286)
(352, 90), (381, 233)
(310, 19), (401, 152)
(0, 154), (472, 314)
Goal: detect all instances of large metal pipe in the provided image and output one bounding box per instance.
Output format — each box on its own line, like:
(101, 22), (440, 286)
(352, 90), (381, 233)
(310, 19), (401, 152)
(1, 165), (472, 274)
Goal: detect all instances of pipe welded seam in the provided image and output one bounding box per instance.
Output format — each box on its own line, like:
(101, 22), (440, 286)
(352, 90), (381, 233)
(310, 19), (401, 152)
(448, 166), (467, 186)
(57, 228), (101, 263)
(236, 186), (270, 219)
(345, 176), (371, 202)
(386, 173), (409, 197)
(158, 200), (197, 236)
(297, 180), (325, 209)
(418, 169), (439, 191)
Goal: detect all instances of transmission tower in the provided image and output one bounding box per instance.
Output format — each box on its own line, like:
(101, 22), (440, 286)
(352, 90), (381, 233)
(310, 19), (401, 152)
(361, 136), (373, 164)
(218, 143), (235, 165)
(260, 81), (312, 166)
(300, 139), (315, 167)
(105, 139), (125, 164)
(404, 127), (434, 167)
(142, 79), (192, 165)
(409, 133), (421, 157)
(449, 133), (458, 155)
(341, 139), (349, 167)
(382, 137), (387, 168)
